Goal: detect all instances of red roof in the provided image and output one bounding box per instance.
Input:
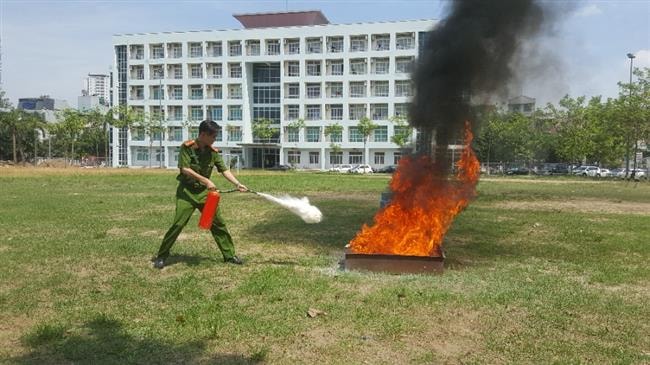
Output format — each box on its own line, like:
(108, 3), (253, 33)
(233, 10), (329, 29)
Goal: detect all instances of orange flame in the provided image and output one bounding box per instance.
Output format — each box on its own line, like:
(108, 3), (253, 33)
(349, 121), (480, 257)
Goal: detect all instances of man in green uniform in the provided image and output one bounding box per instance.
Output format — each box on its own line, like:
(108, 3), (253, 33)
(153, 119), (248, 269)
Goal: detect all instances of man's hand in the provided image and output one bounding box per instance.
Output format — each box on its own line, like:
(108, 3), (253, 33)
(236, 183), (248, 192)
(205, 180), (217, 191)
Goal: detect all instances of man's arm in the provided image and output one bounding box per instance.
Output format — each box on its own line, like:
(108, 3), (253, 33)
(181, 167), (216, 190)
(221, 170), (248, 192)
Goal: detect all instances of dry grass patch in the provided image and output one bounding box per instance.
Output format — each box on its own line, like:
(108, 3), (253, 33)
(493, 199), (650, 215)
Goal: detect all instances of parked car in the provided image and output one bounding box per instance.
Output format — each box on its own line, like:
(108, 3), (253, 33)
(549, 164), (570, 175)
(376, 165), (397, 173)
(596, 168), (611, 177)
(584, 166), (602, 177)
(349, 164), (374, 174)
(622, 168), (647, 180)
(267, 164), (293, 171)
(572, 166), (598, 176)
(505, 167), (529, 175)
(330, 164), (353, 173)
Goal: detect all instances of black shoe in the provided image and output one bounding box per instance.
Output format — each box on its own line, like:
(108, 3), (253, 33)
(224, 256), (244, 265)
(153, 258), (165, 269)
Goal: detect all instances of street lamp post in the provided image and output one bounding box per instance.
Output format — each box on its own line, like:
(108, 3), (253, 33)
(158, 72), (164, 168)
(626, 53), (635, 178)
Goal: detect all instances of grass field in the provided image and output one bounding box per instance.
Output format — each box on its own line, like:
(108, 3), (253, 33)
(0, 168), (649, 364)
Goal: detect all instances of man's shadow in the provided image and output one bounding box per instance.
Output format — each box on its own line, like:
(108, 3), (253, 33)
(14, 315), (265, 364)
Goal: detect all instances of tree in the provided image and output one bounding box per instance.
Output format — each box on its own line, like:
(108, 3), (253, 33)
(252, 118), (275, 169)
(389, 115), (413, 149)
(286, 118), (306, 146)
(357, 117), (378, 165)
(324, 122), (344, 165)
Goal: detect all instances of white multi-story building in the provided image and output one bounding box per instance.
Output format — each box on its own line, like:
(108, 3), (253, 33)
(111, 10), (434, 169)
(85, 73), (110, 106)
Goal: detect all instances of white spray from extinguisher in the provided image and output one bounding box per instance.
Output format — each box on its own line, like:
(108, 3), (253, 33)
(255, 192), (323, 224)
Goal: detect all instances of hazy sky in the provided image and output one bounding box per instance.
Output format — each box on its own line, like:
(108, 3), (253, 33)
(1, 0), (648, 108)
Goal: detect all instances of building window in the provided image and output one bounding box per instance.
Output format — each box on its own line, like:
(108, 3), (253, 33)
(286, 105), (299, 120)
(151, 44), (164, 59)
(253, 63), (280, 82)
(349, 104), (367, 120)
(228, 105), (242, 121)
(396, 57), (415, 74)
(306, 105), (321, 120)
(350, 35), (367, 52)
(374, 126), (388, 142)
(371, 81), (389, 97)
(394, 152), (402, 165)
(350, 59), (367, 75)
(286, 127), (300, 142)
(348, 127), (363, 142)
(327, 82), (343, 98)
(328, 104), (343, 120)
(189, 127), (199, 139)
(396, 32), (415, 50)
(330, 151), (343, 165)
(172, 65), (183, 79)
(136, 147), (149, 161)
(286, 83), (299, 99)
(229, 63), (242, 78)
(371, 104), (389, 120)
(288, 150), (301, 164)
(306, 127), (321, 142)
(169, 43), (182, 58)
(190, 106), (203, 121)
(189, 85), (203, 100)
(350, 82), (367, 98)
(190, 64), (202, 78)
(266, 39), (280, 55)
(285, 38), (300, 54)
(189, 42), (203, 57)
(371, 58), (389, 74)
(209, 63), (222, 78)
(372, 34), (390, 51)
(253, 85), (281, 104)
(327, 36), (343, 53)
(131, 127), (145, 141)
(349, 151), (363, 164)
(253, 106), (280, 124)
(229, 41), (242, 56)
(328, 129), (342, 142)
(306, 37), (322, 54)
(374, 152), (385, 165)
(327, 59), (344, 76)
(168, 127), (183, 141)
(394, 103), (410, 117)
(306, 60), (321, 76)
(286, 61), (299, 77)
(207, 41), (222, 57)
(246, 40), (260, 56)
(170, 106), (183, 120)
(228, 84), (242, 99)
(395, 80), (413, 97)
(171, 86), (183, 100)
(306, 83), (321, 98)
(152, 86), (164, 100)
(130, 45), (144, 60)
(209, 85), (222, 99)
(209, 106), (222, 121)
(226, 126), (241, 141)
(309, 152), (320, 164)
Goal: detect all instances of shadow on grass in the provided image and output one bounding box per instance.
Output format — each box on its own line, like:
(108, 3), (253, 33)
(162, 254), (216, 267)
(15, 315), (264, 365)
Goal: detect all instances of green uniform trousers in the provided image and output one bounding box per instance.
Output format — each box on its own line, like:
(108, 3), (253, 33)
(157, 185), (236, 260)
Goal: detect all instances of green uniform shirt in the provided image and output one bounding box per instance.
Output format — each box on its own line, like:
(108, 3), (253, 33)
(176, 140), (229, 193)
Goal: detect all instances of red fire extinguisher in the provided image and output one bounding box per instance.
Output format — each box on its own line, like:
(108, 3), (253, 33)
(198, 190), (221, 230)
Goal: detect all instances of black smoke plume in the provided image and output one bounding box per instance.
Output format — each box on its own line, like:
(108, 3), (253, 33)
(410, 0), (546, 173)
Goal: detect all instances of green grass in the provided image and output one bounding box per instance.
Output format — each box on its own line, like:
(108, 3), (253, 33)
(0, 168), (649, 364)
